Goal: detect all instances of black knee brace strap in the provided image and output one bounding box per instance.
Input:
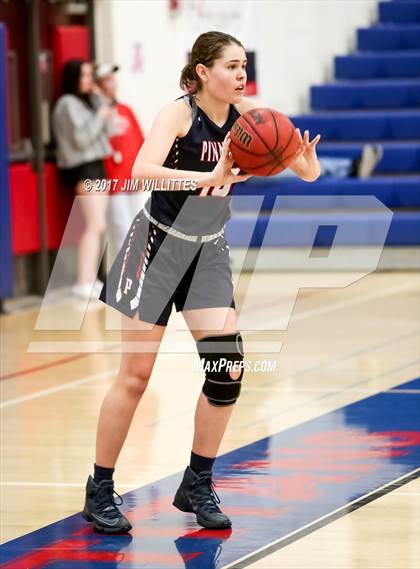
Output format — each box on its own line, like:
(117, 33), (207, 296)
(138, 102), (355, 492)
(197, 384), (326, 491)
(196, 332), (244, 406)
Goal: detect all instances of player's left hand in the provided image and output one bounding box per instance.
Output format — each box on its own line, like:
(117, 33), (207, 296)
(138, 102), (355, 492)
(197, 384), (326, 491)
(290, 129), (322, 181)
(294, 129), (321, 164)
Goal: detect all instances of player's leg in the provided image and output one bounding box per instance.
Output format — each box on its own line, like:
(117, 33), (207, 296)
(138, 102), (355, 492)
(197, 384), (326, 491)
(95, 315), (166, 466)
(84, 314), (166, 533)
(173, 306), (243, 529)
(185, 306), (241, 457)
(74, 181), (108, 296)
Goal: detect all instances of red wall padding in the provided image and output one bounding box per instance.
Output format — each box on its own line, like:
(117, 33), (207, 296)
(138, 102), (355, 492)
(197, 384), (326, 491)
(9, 163), (75, 254)
(44, 163), (73, 249)
(9, 163), (40, 255)
(53, 26), (90, 97)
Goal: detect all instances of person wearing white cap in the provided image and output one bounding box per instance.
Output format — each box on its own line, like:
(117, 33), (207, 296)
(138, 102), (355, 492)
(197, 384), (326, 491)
(95, 63), (149, 265)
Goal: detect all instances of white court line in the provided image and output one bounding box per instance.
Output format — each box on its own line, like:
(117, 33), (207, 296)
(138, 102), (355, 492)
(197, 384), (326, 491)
(243, 387), (420, 394)
(0, 368), (118, 410)
(221, 467), (420, 569)
(261, 280), (417, 329)
(384, 388), (420, 394)
(3, 282), (418, 409)
(239, 359), (420, 429)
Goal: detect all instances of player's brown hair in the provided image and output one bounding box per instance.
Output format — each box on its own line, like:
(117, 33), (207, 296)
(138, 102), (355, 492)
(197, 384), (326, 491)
(180, 31), (244, 94)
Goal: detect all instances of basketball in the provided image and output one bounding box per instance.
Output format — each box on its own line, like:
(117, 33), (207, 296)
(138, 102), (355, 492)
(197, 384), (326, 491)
(230, 108), (301, 176)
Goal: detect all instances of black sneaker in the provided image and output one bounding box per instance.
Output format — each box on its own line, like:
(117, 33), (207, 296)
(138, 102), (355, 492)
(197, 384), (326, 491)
(173, 466), (231, 529)
(82, 475), (132, 533)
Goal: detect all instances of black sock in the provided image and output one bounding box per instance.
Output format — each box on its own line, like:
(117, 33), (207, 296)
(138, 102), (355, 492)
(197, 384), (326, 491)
(190, 451), (215, 474)
(94, 463), (115, 483)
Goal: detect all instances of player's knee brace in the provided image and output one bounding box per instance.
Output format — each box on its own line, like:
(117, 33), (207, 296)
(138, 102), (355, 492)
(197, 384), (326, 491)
(196, 332), (244, 406)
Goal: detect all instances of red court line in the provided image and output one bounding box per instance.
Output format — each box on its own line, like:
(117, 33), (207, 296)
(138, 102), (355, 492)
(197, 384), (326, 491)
(1, 341), (121, 381)
(0, 353), (90, 381)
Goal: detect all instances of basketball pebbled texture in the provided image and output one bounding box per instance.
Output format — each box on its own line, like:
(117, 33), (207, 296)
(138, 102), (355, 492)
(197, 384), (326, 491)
(230, 108), (301, 176)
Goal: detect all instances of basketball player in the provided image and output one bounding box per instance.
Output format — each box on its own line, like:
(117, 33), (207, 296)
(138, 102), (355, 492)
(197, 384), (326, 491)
(83, 31), (321, 533)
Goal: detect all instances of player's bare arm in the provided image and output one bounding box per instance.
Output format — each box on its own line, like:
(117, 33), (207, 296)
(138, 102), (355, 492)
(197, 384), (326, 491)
(132, 99), (249, 189)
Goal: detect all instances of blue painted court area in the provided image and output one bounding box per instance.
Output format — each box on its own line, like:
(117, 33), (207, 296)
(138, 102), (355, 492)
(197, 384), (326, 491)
(1, 378), (419, 569)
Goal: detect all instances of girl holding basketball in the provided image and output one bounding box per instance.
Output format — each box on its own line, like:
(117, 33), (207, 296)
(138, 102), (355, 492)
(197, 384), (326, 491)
(83, 31), (321, 533)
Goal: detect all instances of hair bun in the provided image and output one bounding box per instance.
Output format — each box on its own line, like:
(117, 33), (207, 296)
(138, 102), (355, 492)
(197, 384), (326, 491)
(180, 62), (198, 93)
(185, 78), (198, 94)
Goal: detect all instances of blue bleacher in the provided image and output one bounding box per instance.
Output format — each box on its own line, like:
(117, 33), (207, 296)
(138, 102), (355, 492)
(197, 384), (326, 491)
(311, 80), (420, 110)
(358, 25), (420, 51)
(228, 0), (420, 250)
(232, 176), (420, 209)
(335, 52), (420, 80)
(291, 111), (420, 141)
(379, 1), (420, 23)
(317, 142), (420, 173)
(226, 212), (420, 247)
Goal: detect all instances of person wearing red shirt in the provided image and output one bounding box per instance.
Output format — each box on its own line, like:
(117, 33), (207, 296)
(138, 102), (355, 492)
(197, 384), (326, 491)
(95, 64), (149, 264)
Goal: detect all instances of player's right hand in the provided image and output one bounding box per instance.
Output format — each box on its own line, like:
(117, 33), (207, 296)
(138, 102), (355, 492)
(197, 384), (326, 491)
(210, 133), (252, 186)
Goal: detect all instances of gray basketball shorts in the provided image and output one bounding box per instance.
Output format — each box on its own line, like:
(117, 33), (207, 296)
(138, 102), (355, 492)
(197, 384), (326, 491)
(99, 210), (235, 326)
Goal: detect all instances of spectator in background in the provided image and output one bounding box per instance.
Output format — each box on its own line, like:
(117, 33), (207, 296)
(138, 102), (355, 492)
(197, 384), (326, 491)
(52, 59), (116, 299)
(95, 63), (149, 264)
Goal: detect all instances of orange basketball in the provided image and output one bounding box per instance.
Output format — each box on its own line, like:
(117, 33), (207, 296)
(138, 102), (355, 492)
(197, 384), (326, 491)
(230, 108), (301, 176)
